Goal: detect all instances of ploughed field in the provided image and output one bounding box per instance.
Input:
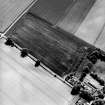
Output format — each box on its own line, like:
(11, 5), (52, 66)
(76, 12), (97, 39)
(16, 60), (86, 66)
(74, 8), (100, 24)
(6, 13), (94, 77)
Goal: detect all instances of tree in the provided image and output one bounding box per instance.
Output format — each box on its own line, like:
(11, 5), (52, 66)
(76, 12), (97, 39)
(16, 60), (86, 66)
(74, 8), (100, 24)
(71, 83), (82, 95)
(5, 38), (14, 47)
(20, 48), (28, 57)
(79, 66), (90, 82)
(86, 48), (102, 64)
(97, 79), (105, 86)
(100, 54), (105, 62)
(87, 62), (93, 70)
(65, 76), (70, 81)
(90, 72), (98, 79)
(79, 72), (87, 82)
(102, 85), (105, 94)
(90, 72), (105, 86)
(35, 60), (40, 67)
(79, 89), (95, 102)
(96, 90), (104, 99)
(87, 54), (98, 64)
(83, 66), (90, 74)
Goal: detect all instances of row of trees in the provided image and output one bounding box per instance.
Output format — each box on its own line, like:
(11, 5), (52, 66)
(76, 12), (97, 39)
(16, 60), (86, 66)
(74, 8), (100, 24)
(79, 89), (95, 102)
(71, 83), (95, 102)
(79, 65), (90, 82)
(71, 48), (105, 105)
(78, 48), (105, 85)
(71, 83), (105, 103)
(65, 62), (92, 83)
(5, 37), (40, 67)
(70, 65), (105, 104)
(90, 72), (105, 86)
(87, 48), (105, 64)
